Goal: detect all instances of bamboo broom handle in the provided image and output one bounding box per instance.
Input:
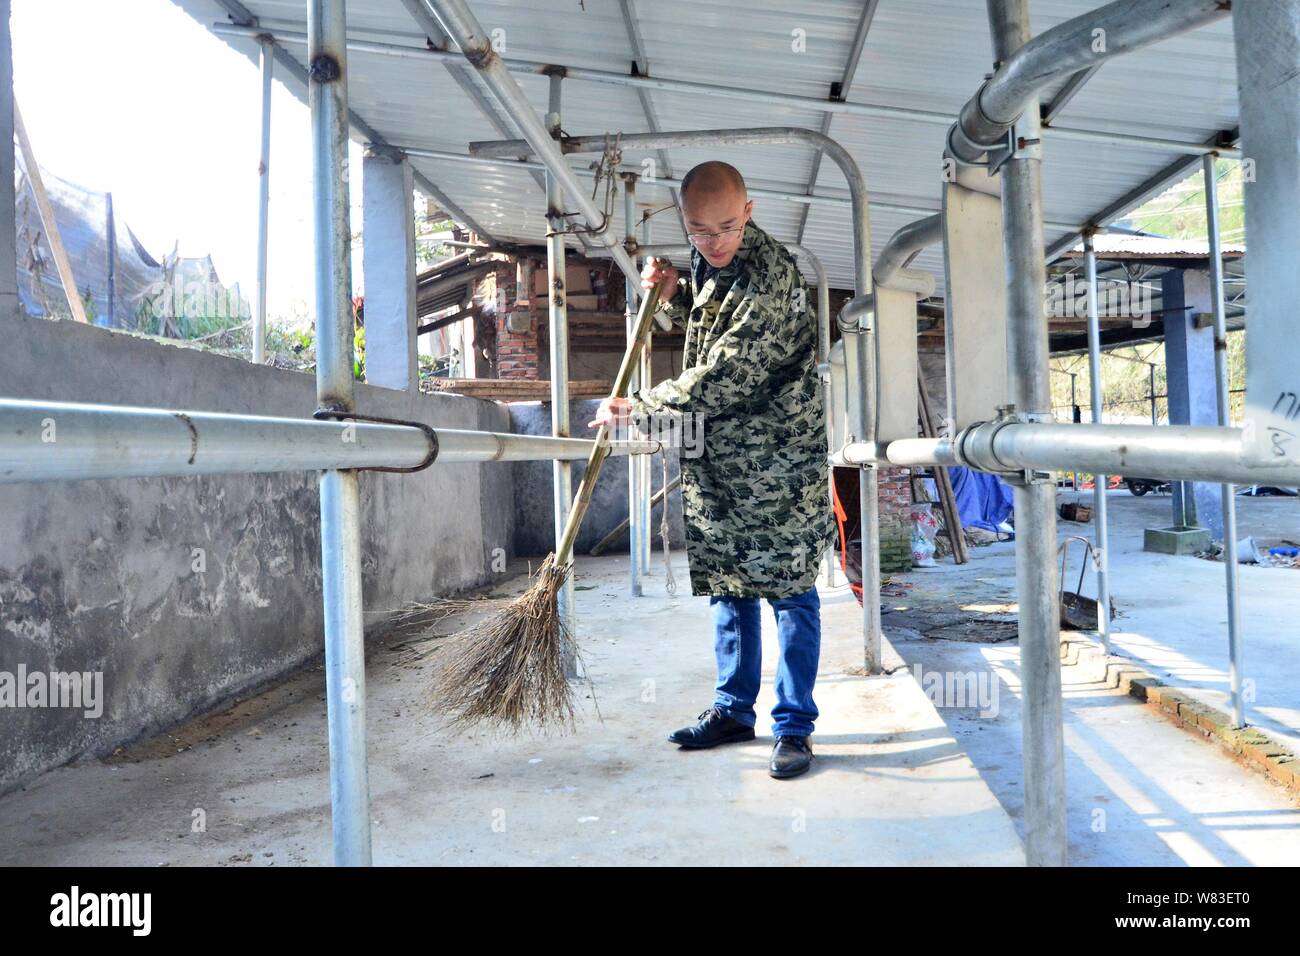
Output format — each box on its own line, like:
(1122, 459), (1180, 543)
(556, 282), (662, 566)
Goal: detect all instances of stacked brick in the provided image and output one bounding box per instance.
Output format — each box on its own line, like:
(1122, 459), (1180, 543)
(877, 466), (914, 573)
(484, 265), (542, 381)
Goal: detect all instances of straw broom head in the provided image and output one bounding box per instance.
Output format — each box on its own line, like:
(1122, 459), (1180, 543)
(426, 553), (577, 734)
(426, 282), (662, 733)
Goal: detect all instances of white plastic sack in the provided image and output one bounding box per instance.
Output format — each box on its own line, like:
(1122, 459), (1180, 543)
(910, 502), (939, 568)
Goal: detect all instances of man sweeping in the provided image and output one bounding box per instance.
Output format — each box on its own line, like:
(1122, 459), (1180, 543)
(590, 161), (834, 779)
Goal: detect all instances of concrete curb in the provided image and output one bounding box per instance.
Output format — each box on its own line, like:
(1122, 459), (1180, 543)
(1059, 634), (1300, 797)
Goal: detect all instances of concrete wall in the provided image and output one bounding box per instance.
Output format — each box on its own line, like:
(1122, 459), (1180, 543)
(508, 399), (686, 557)
(0, 0), (17, 316)
(0, 308), (516, 792)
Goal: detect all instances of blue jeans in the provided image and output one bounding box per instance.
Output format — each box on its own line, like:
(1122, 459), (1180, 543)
(710, 587), (821, 738)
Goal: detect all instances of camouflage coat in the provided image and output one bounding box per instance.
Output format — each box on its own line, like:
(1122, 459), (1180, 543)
(630, 220), (833, 598)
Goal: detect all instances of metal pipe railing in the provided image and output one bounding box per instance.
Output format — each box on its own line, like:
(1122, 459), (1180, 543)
(476, 128), (872, 293)
(836, 294), (881, 673)
(850, 422), (1300, 487)
(253, 36), (273, 366)
(422, 0), (642, 292)
(987, 0), (1067, 869)
(638, 211), (653, 575)
(394, 143), (1086, 230)
(0, 398), (659, 482)
(541, 72), (578, 668)
(1082, 233), (1111, 657)
(309, 0), (369, 868)
(948, 0), (1231, 165)
(1203, 151), (1244, 730)
(873, 214), (942, 291)
(210, 20), (1241, 161)
(623, 177), (643, 598)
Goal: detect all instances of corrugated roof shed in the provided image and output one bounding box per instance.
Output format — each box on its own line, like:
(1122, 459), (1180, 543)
(170, 0), (1239, 300)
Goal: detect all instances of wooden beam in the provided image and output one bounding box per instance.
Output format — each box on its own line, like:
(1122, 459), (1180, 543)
(14, 102), (87, 323)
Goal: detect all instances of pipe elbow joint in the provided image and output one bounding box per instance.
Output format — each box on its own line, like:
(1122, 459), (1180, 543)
(837, 293), (875, 334)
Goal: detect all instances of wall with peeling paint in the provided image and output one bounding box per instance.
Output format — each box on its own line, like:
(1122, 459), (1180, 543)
(0, 308), (515, 792)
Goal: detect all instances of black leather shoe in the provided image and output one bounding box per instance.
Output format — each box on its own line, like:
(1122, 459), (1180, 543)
(668, 706), (756, 749)
(769, 736), (813, 778)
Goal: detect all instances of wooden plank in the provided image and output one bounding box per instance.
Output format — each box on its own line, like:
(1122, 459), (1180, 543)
(428, 378), (613, 401)
(918, 370), (968, 565)
(13, 102), (88, 323)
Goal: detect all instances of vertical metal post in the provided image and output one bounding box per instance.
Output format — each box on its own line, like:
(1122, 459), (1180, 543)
(623, 175), (642, 596)
(639, 210), (653, 575)
(104, 192), (116, 328)
(842, 321), (881, 672)
(254, 36), (274, 365)
(1202, 152), (1244, 729)
(544, 71), (577, 671)
(1083, 233), (1111, 656)
(988, 0), (1067, 867)
(309, 0), (370, 867)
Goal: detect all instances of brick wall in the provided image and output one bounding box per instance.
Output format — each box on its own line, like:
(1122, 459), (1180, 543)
(485, 264), (542, 380)
(878, 466), (914, 573)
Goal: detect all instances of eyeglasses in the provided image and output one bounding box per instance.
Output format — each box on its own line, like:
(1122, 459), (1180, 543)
(686, 227), (744, 247)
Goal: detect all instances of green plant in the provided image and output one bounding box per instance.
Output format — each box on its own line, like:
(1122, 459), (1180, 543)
(353, 322), (365, 380)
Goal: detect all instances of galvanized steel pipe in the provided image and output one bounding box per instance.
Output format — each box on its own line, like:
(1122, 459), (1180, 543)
(423, 0), (642, 291)
(873, 214), (942, 291)
(624, 177), (643, 597)
(1082, 233), (1113, 656)
(985, 0), (1067, 869)
(308, 0), (370, 869)
(470, 127), (872, 293)
(254, 36), (273, 365)
(211, 21), (1240, 162)
(949, 0), (1230, 165)
(0, 398), (659, 483)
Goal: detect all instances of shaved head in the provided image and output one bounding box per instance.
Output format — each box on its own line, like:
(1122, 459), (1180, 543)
(680, 161), (748, 203)
(680, 162), (753, 268)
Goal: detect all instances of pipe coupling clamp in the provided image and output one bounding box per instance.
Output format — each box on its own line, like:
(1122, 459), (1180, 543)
(956, 412), (1049, 486)
(837, 293), (876, 334)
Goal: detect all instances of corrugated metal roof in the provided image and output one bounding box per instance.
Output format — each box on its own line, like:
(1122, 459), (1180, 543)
(171, 0), (1240, 298)
(1064, 234), (1245, 258)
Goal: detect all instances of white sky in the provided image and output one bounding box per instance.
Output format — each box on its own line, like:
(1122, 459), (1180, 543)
(12, 0), (365, 323)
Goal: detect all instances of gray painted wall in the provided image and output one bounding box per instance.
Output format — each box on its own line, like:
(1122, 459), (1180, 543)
(509, 400), (685, 557)
(0, 308), (517, 792)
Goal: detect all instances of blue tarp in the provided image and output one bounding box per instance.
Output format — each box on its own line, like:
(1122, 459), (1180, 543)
(947, 465), (1015, 534)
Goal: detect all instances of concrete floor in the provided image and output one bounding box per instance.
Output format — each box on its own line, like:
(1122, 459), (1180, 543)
(2, 489), (1295, 866)
(0, 553), (1023, 866)
(884, 488), (1300, 865)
